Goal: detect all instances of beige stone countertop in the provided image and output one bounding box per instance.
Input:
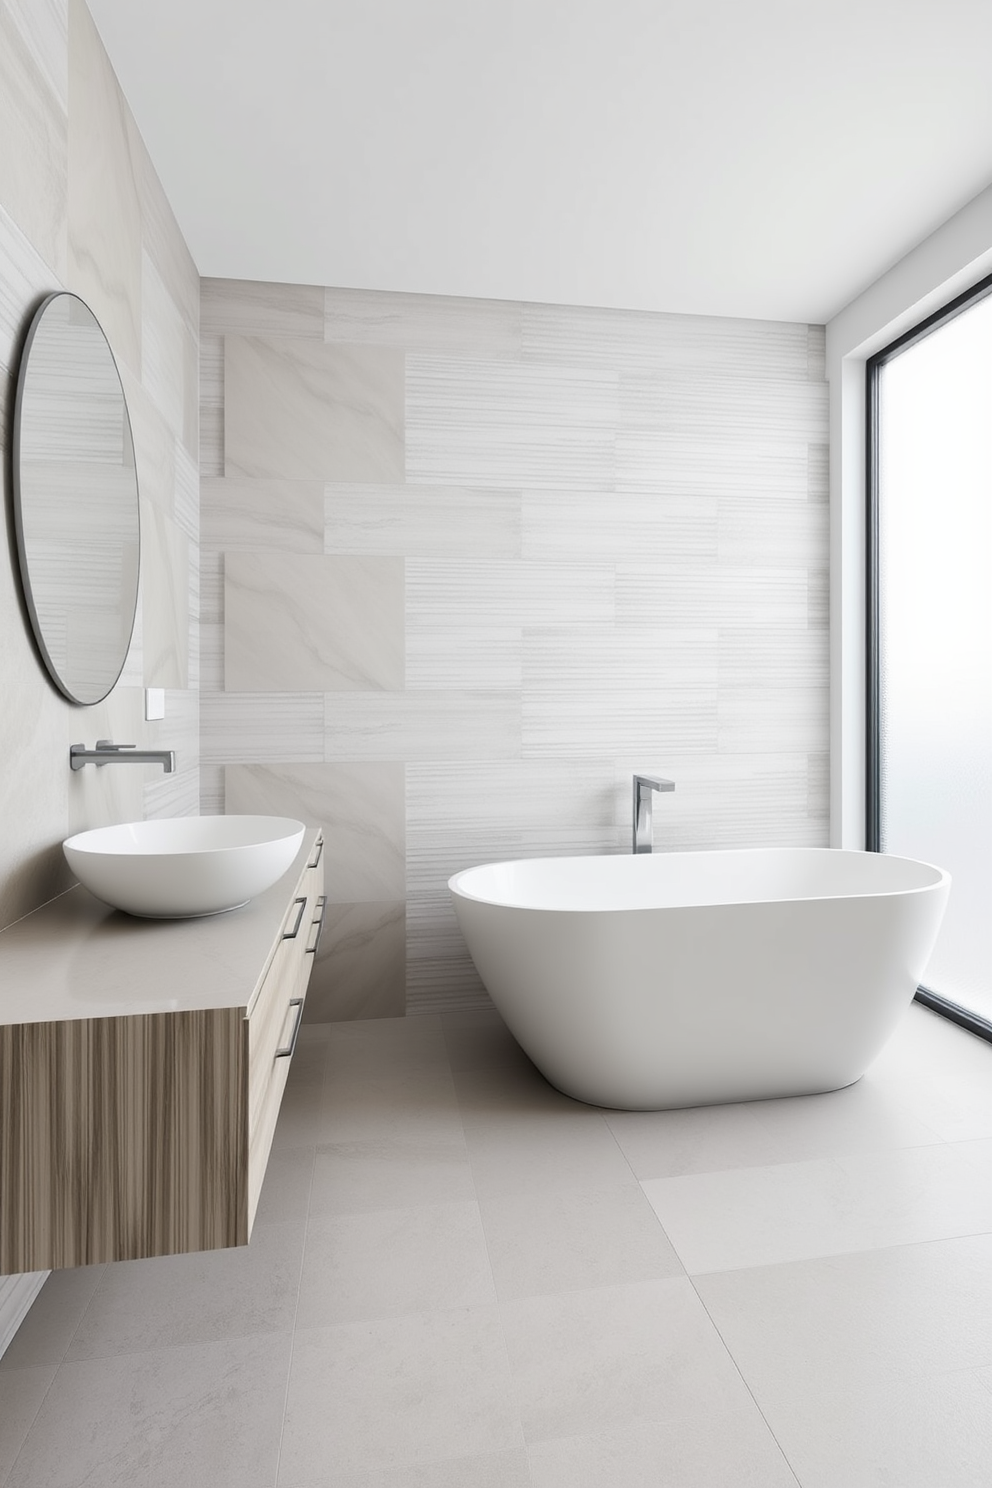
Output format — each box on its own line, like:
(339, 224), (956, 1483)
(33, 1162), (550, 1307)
(0, 827), (321, 1026)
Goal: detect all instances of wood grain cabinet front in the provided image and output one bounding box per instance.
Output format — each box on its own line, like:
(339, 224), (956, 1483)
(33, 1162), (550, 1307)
(0, 831), (324, 1274)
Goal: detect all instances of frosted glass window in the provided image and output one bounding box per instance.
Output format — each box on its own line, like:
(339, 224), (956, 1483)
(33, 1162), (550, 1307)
(878, 291), (992, 1018)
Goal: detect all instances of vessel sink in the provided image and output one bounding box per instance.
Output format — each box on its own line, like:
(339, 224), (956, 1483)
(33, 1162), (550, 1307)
(63, 816), (306, 919)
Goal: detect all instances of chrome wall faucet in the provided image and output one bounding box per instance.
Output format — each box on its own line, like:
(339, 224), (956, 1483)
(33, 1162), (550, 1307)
(632, 773), (675, 853)
(70, 740), (176, 774)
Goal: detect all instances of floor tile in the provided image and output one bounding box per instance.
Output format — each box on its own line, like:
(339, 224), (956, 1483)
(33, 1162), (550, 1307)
(252, 1146), (315, 1228)
(479, 1182), (683, 1300)
(0, 1267), (105, 1370)
(694, 1233), (992, 1387)
(318, 1069), (466, 1148)
(65, 1221), (306, 1359)
(525, 1410), (798, 1488)
(606, 1076), (942, 1180)
(278, 1308), (523, 1481)
(0, 1366), (56, 1486)
(287, 1449), (533, 1488)
(297, 1201), (496, 1325)
(463, 1108), (636, 1200)
(309, 1139), (476, 1217)
(322, 1015), (450, 1080)
(500, 1277), (752, 1444)
(642, 1140), (992, 1273)
(8, 1333), (292, 1488)
(440, 1010), (533, 1074)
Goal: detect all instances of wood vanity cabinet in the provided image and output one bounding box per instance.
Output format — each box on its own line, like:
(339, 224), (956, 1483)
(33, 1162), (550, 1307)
(0, 830), (324, 1273)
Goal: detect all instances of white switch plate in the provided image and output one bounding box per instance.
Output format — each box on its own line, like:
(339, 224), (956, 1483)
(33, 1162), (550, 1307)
(144, 688), (165, 721)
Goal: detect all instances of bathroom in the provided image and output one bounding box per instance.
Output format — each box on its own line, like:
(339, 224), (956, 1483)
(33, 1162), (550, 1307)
(2, 1), (992, 1483)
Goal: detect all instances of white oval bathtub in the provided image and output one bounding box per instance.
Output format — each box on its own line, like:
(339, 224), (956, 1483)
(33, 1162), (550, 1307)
(448, 848), (950, 1110)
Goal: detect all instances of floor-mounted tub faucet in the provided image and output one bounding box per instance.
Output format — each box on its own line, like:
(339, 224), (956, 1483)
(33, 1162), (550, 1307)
(632, 774), (675, 853)
(70, 740), (176, 773)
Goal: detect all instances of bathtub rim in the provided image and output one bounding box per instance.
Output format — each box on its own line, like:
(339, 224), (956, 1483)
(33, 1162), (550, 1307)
(448, 846), (950, 914)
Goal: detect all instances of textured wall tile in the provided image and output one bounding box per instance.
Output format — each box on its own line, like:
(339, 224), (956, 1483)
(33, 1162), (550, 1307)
(325, 484), (521, 558)
(141, 503), (188, 689)
(198, 620), (224, 690)
(201, 277), (324, 338)
(717, 688), (829, 754)
(616, 565), (808, 628)
(121, 373), (174, 514)
(406, 356), (618, 490)
(225, 336), (404, 481)
(199, 405), (224, 478)
(67, 0), (141, 375)
(5, 0), (68, 108)
(522, 303), (811, 380)
(717, 497), (828, 566)
(808, 568), (829, 629)
(224, 762), (405, 902)
(619, 373), (828, 442)
(522, 689), (717, 759)
(807, 324), (827, 381)
(0, 2), (67, 277)
(616, 432), (809, 497)
(407, 761), (616, 843)
(324, 693), (522, 762)
(199, 549), (223, 623)
(407, 560), (613, 630)
(325, 286), (523, 357)
(200, 693), (324, 764)
(808, 751), (830, 820)
(202, 478), (323, 552)
(406, 627), (522, 690)
(808, 442), (829, 502)
(523, 491), (717, 563)
(719, 628), (828, 691)
(225, 553), (404, 692)
(524, 627), (717, 692)
(304, 901), (406, 1023)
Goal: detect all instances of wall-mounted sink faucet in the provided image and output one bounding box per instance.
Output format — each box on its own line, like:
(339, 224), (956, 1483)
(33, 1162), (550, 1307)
(632, 773), (675, 854)
(70, 740), (176, 774)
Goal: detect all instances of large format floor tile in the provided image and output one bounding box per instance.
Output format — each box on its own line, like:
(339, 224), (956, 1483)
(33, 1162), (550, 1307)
(5, 1005), (992, 1488)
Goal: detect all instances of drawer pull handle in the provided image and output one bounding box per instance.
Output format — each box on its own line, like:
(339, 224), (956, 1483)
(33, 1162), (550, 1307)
(282, 897), (307, 940)
(275, 998), (305, 1059)
(308, 837), (324, 869)
(307, 895), (328, 956)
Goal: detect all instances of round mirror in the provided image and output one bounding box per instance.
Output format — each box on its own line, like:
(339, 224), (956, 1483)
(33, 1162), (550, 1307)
(13, 292), (140, 705)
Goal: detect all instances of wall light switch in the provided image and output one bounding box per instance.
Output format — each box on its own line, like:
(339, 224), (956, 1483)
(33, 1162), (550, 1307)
(144, 688), (166, 721)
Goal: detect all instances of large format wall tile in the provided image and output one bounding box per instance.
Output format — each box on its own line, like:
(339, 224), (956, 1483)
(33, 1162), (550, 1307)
(225, 553), (404, 692)
(224, 336), (404, 481)
(66, 0), (141, 375)
(201, 278), (829, 1019)
(224, 762), (405, 903)
(0, 1), (67, 278)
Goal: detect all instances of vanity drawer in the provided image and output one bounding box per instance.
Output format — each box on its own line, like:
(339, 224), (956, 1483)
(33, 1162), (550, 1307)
(245, 835), (324, 1231)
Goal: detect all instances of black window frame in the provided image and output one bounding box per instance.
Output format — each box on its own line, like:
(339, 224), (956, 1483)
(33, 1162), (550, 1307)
(866, 270), (992, 1042)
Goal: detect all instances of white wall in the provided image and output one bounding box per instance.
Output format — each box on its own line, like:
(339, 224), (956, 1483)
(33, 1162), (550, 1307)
(826, 181), (992, 848)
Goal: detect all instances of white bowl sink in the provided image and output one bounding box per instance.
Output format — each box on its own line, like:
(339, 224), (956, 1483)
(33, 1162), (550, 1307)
(63, 816), (306, 919)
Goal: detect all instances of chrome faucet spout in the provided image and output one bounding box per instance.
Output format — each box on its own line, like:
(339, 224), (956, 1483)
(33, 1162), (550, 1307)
(70, 740), (176, 774)
(632, 773), (675, 854)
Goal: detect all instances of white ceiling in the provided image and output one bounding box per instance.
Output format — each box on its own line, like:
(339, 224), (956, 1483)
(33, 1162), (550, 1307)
(88, 0), (992, 324)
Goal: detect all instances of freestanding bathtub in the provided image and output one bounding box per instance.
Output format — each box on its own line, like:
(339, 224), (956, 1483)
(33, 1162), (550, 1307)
(448, 848), (950, 1110)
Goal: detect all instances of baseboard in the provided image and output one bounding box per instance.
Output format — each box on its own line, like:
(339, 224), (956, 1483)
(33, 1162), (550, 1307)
(0, 1271), (49, 1359)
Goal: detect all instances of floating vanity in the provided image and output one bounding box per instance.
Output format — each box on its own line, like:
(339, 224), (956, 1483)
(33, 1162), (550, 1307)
(0, 828), (324, 1273)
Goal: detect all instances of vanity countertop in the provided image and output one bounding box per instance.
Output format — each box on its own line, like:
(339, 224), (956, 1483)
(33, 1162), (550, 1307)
(0, 827), (321, 1026)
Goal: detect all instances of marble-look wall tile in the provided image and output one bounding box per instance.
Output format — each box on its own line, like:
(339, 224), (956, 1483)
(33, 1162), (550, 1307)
(324, 692), (522, 762)
(304, 901), (406, 1023)
(141, 249), (195, 453)
(522, 302), (812, 379)
(325, 484), (521, 558)
(522, 492), (716, 563)
(202, 478), (323, 552)
(202, 277), (324, 339)
(0, 204), (55, 441)
(174, 441), (199, 544)
(141, 502), (188, 689)
(224, 762), (405, 903)
(132, 118), (198, 336)
(0, 2), (67, 279)
(325, 286), (523, 358)
(5, 0), (68, 109)
(66, 0), (141, 376)
(406, 356), (618, 490)
(201, 693), (324, 764)
(224, 553), (404, 692)
(121, 371), (175, 515)
(224, 336), (404, 481)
